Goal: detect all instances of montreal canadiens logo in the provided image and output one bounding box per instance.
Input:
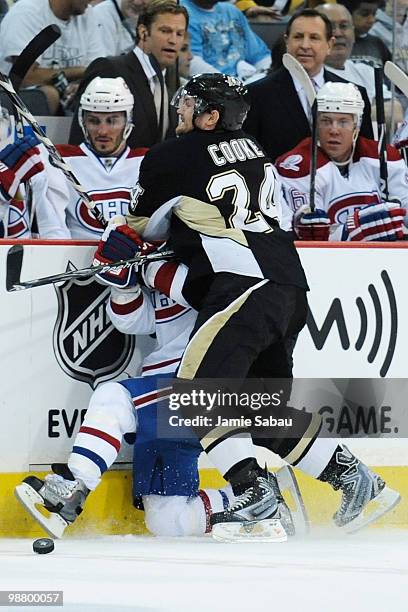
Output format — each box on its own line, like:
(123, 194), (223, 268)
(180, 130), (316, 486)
(329, 193), (381, 225)
(7, 198), (30, 238)
(76, 188), (131, 234)
(53, 267), (135, 388)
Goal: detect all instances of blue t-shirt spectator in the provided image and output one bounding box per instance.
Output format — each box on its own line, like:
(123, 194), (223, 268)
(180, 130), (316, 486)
(181, 0), (271, 79)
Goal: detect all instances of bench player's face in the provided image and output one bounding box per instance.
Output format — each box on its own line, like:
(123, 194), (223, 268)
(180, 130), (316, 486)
(84, 111), (127, 155)
(318, 112), (356, 162)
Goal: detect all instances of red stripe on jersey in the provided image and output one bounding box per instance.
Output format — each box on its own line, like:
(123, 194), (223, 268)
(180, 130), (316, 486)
(197, 490), (212, 533)
(355, 137), (402, 162)
(56, 144), (86, 157)
(110, 293), (143, 314)
(133, 390), (159, 407)
(128, 148), (149, 158)
(89, 190), (130, 202)
(79, 426), (121, 452)
(153, 262), (179, 296)
(142, 357), (181, 372)
(155, 303), (185, 320)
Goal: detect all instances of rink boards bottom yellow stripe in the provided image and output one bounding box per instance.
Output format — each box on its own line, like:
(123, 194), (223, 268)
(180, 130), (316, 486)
(1, 467), (407, 538)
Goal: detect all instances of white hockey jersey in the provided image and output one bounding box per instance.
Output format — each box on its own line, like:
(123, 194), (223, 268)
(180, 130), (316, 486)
(107, 262), (197, 375)
(276, 136), (408, 240)
(38, 143), (147, 239)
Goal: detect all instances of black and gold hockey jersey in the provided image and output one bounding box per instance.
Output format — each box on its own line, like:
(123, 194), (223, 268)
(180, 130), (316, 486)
(127, 129), (308, 308)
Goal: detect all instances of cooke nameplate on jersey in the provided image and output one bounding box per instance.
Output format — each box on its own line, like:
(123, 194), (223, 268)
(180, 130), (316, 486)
(53, 267), (135, 388)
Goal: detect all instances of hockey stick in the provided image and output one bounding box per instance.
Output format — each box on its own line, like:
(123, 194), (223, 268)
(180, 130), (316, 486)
(6, 243), (175, 292)
(0, 72), (107, 229)
(9, 25), (62, 91)
(7, 25), (62, 237)
(282, 53), (317, 211)
(384, 60), (408, 99)
(374, 67), (389, 201)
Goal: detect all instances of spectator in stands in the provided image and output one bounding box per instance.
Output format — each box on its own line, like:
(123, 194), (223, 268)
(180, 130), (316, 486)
(276, 81), (408, 242)
(181, 0), (271, 80)
(93, 0), (145, 56)
(179, 33), (193, 83)
(340, 0), (391, 68)
(244, 8), (373, 161)
(235, 0), (286, 22)
(317, 3), (403, 129)
(69, 0), (188, 148)
(370, 0), (408, 73)
(0, 0), (105, 115)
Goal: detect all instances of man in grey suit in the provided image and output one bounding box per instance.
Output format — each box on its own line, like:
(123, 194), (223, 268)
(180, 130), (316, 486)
(244, 9), (373, 162)
(69, 0), (189, 148)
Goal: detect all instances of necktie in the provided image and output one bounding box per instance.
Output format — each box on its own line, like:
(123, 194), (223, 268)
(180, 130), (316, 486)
(153, 74), (169, 141)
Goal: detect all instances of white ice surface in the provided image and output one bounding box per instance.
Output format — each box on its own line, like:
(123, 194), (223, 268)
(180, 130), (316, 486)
(0, 531), (407, 612)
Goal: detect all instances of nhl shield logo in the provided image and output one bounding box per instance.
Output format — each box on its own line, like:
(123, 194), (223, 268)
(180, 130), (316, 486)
(53, 269), (135, 388)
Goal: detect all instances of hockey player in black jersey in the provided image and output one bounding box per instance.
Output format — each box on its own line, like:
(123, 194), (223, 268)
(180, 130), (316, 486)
(116, 74), (399, 540)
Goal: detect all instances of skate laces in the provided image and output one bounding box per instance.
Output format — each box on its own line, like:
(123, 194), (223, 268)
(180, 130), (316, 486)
(44, 474), (78, 498)
(229, 477), (272, 512)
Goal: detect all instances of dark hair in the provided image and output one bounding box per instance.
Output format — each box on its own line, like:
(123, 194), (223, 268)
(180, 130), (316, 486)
(136, 0), (189, 42)
(338, 0), (381, 13)
(286, 8), (333, 40)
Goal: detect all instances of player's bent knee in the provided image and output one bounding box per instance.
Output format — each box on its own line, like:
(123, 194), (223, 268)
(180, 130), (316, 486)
(143, 494), (204, 537)
(87, 382), (135, 433)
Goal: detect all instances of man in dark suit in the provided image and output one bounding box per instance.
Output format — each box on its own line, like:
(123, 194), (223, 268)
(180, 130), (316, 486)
(244, 9), (373, 162)
(69, 0), (189, 148)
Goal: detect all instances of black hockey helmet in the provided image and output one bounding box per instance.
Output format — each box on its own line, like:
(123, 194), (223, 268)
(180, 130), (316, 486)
(171, 73), (250, 131)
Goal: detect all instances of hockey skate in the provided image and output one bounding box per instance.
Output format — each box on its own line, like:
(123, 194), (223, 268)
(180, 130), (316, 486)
(320, 445), (401, 534)
(210, 473), (287, 543)
(15, 464), (89, 539)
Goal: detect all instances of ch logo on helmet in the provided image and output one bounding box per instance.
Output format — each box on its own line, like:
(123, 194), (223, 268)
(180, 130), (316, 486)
(279, 155), (303, 172)
(53, 267), (135, 388)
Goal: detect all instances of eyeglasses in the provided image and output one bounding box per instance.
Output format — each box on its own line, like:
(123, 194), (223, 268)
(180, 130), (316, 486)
(318, 116), (355, 130)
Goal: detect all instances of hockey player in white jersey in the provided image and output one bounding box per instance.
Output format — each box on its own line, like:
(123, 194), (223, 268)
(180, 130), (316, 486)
(14, 221), (301, 539)
(36, 76), (147, 239)
(276, 82), (408, 242)
(0, 104), (45, 238)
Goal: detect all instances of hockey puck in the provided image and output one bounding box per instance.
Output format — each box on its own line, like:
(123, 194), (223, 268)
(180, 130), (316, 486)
(33, 538), (54, 554)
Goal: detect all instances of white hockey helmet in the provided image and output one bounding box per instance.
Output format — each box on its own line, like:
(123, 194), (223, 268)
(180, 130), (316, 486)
(0, 104), (14, 150)
(317, 82), (364, 128)
(79, 77), (134, 142)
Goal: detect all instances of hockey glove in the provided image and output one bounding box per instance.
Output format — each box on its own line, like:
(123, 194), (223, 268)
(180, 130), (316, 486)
(345, 201), (406, 242)
(94, 223), (156, 287)
(294, 206), (330, 241)
(0, 135), (44, 200)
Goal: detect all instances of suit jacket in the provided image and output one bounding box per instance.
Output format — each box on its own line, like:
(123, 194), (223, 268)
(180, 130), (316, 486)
(244, 66), (374, 162)
(69, 51), (179, 148)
